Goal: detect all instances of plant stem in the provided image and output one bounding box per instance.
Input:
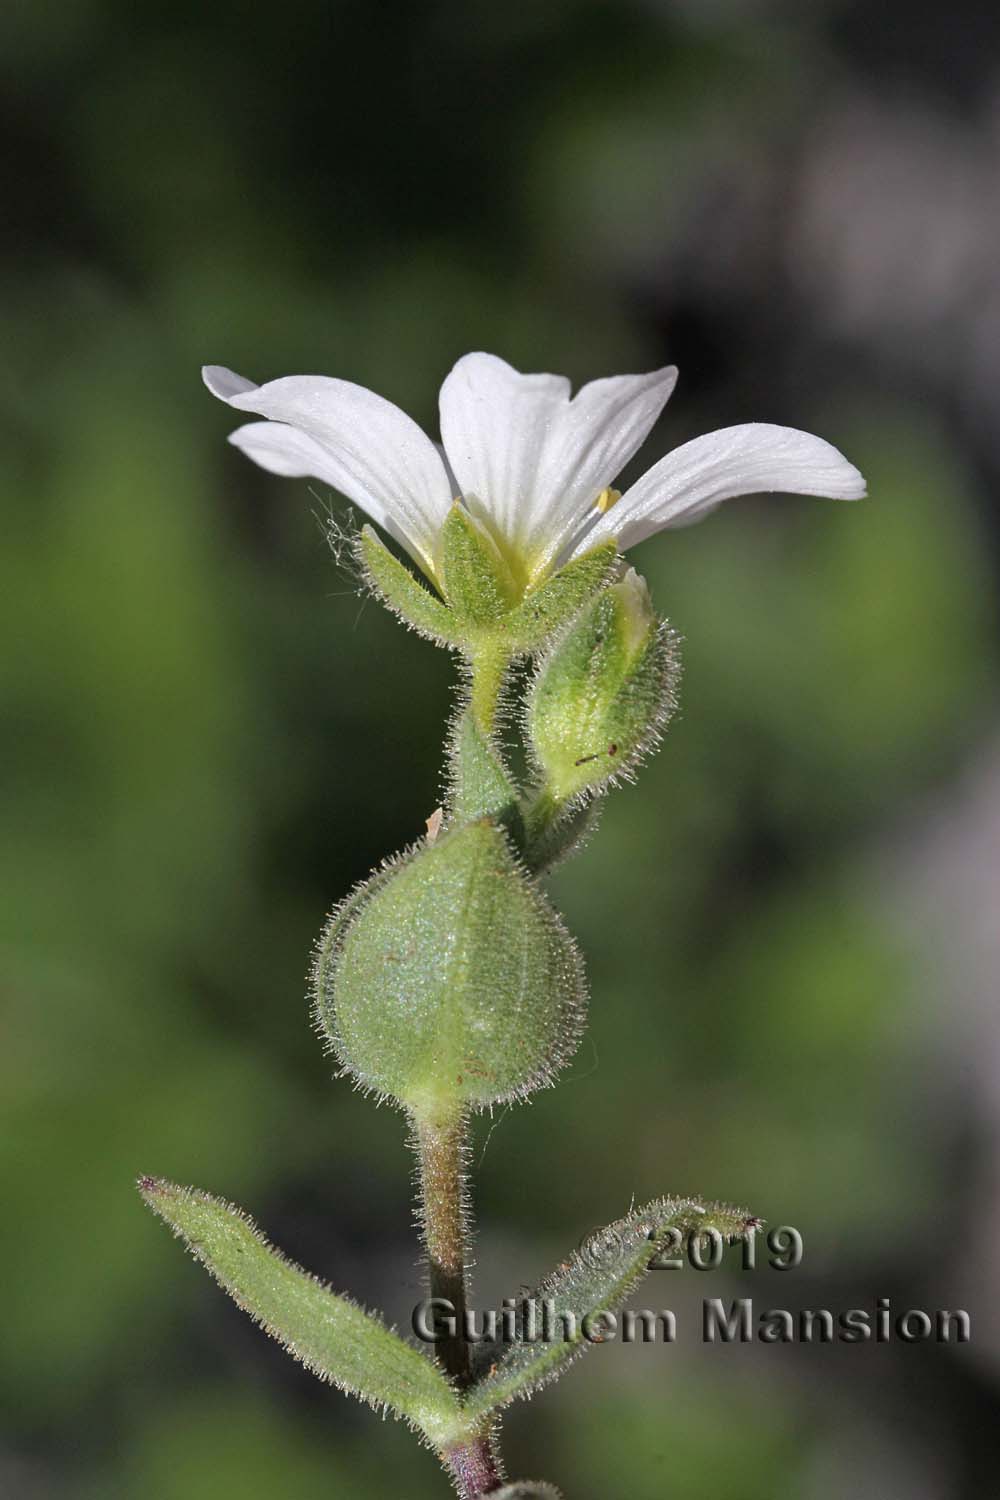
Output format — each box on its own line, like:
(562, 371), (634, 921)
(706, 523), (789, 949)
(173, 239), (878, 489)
(468, 642), (510, 736)
(442, 1431), (505, 1498)
(414, 1109), (474, 1389)
(413, 1109), (507, 1497)
(521, 784), (558, 847)
(416, 653), (512, 1495)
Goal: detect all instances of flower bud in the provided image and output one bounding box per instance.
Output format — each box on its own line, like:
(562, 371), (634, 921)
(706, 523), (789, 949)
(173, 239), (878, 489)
(312, 819), (586, 1114)
(526, 569), (679, 804)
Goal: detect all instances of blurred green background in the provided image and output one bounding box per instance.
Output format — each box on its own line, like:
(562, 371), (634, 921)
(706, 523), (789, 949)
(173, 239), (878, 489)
(3, 1), (999, 1496)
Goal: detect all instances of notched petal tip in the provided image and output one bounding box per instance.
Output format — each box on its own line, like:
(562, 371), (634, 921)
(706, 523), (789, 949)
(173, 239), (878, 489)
(444, 349), (570, 394)
(838, 461), (868, 501)
(202, 364), (258, 402)
(750, 424), (868, 502)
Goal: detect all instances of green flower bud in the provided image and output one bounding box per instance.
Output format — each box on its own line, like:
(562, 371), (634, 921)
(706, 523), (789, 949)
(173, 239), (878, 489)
(526, 568), (680, 805)
(312, 819), (586, 1114)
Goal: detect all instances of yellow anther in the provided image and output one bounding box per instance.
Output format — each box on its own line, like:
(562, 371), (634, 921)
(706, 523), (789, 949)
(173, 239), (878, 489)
(593, 487), (622, 514)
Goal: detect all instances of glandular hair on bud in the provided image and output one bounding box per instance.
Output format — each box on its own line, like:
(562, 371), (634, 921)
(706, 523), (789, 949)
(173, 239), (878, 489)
(311, 819), (586, 1113)
(526, 568), (680, 805)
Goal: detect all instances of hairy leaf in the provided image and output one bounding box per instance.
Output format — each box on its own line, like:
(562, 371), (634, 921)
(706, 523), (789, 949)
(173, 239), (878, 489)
(464, 1197), (759, 1418)
(446, 709), (522, 836)
(139, 1178), (464, 1447)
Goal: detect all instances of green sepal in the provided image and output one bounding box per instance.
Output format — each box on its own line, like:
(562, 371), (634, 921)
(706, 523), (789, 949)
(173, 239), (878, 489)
(527, 571), (680, 806)
(138, 1177), (464, 1448)
(446, 708), (523, 841)
(463, 1197), (759, 1419)
(313, 819), (586, 1114)
(357, 526), (461, 645)
(440, 505), (519, 628)
(506, 542), (620, 653)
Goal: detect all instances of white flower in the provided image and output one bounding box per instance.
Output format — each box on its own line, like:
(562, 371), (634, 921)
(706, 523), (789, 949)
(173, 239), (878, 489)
(203, 353), (865, 591)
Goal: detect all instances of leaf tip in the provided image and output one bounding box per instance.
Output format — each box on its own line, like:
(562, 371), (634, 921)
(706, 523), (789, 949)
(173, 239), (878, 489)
(137, 1174), (177, 1204)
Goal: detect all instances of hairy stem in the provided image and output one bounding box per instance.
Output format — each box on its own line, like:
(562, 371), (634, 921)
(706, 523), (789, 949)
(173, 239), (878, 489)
(413, 1110), (506, 1497)
(521, 784), (559, 847)
(415, 652), (513, 1494)
(414, 1109), (474, 1388)
(442, 1430), (505, 1498)
(468, 642), (511, 736)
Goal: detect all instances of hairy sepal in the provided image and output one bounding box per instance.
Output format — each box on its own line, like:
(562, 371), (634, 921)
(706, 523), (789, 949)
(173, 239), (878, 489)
(440, 505), (519, 628)
(359, 521), (622, 672)
(138, 1177), (463, 1448)
(357, 526), (462, 645)
(463, 1197), (759, 1419)
(505, 542), (620, 654)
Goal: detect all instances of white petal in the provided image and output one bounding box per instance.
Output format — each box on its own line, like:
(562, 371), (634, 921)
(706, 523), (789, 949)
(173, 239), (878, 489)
(228, 421), (343, 482)
(434, 441), (461, 497)
(439, 353), (570, 552)
(203, 365), (452, 573)
(574, 422), (866, 556)
(438, 353), (678, 574)
(530, 365), (679, 565)
(204, 367), (257, 400)
(225, 421), (393, 538)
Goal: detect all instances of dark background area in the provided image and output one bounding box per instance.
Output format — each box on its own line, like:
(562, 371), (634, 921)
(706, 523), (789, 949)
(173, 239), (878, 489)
(3, 1), (999, 1496)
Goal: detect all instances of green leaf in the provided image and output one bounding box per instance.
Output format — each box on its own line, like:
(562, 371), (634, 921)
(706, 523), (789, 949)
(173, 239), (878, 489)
(506, 542), (620, 652)
(139, 1178), (464, 1447)
(446, 708), (522, 837)
(463, 1197), (759, 1419)
(356, 526), (460, 645)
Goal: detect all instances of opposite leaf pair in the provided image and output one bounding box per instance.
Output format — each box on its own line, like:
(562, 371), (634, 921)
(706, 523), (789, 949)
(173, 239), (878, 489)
(140, 1177), (758, 1493)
